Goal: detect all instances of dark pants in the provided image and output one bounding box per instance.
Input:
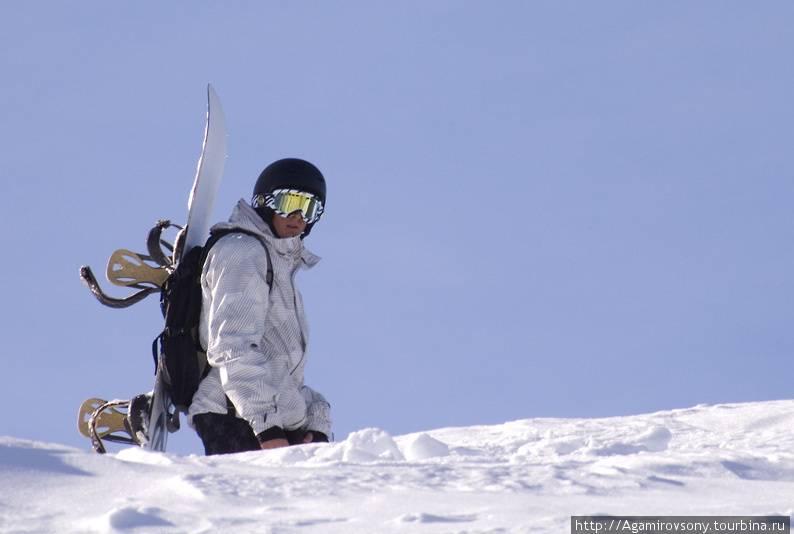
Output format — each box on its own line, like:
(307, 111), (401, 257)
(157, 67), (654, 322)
(191, 411), (261, 455)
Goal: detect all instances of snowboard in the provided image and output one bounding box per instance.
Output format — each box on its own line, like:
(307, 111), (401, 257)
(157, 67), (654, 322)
(77, 85), (227, 453)
(147, 85), (227, 451)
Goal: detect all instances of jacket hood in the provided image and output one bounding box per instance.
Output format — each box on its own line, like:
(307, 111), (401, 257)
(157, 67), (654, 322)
(210, 199), (320, 270)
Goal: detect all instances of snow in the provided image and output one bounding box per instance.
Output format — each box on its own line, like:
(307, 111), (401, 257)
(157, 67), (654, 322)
(2, 400), (793, 533)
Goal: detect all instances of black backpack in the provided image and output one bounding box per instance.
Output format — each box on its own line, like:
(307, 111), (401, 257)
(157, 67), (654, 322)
(152, 229), (272, 413)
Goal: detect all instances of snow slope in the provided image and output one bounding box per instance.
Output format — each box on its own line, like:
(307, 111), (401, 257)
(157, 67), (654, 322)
(2, 401), (793, 534)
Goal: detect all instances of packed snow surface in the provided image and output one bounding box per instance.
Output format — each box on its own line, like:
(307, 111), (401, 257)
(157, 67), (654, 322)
(2, 401), (793, 533)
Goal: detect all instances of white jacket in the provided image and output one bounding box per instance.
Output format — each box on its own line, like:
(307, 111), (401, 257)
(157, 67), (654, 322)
(188, 200), (332, 438)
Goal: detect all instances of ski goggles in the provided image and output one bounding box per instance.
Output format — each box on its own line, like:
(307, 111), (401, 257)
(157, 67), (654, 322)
(253, 189), (324, 224)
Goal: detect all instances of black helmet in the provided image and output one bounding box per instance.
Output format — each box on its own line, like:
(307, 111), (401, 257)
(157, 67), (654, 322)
(252, 158), (326, 237)
(253, 158), (326, 204)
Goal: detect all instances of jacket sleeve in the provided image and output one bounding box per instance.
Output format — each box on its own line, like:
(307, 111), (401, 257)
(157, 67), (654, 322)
(202, 235), (282, 436)
(302, 385), (333, 438)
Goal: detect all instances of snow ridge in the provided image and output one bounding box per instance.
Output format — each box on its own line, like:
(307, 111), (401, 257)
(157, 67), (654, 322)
(1, 401), (793, 533)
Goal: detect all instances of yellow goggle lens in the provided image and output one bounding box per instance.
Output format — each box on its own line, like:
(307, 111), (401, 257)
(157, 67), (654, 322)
(259, 189), (323, 223)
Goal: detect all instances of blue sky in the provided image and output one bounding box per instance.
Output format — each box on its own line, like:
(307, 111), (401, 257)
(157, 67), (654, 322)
(2, 2), (793, 455)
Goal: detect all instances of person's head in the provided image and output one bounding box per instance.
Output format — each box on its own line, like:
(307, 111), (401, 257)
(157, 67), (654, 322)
(251, 158), (326, 238)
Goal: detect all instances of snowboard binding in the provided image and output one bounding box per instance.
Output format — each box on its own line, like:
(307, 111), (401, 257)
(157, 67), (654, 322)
(77, 393), (154, 454)
(79, 220), (182, 308)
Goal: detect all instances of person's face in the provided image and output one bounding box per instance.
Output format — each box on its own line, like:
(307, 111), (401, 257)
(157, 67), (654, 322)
(272, 210), (307, 238)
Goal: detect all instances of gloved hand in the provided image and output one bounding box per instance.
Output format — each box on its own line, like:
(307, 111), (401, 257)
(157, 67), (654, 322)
(285, 429), (329, 445)
(259, 427), (329, 448)
(257, 426), (289, 449)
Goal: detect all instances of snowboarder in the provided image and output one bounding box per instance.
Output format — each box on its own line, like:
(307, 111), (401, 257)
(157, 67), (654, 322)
(188, 158), (332, 454)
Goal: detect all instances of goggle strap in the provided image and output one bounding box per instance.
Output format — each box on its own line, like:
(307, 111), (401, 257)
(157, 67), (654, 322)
(252, 193), (267, 208)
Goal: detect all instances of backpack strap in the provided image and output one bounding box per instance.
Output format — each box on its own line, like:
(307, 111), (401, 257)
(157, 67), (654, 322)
(203, 229), (273, 288)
